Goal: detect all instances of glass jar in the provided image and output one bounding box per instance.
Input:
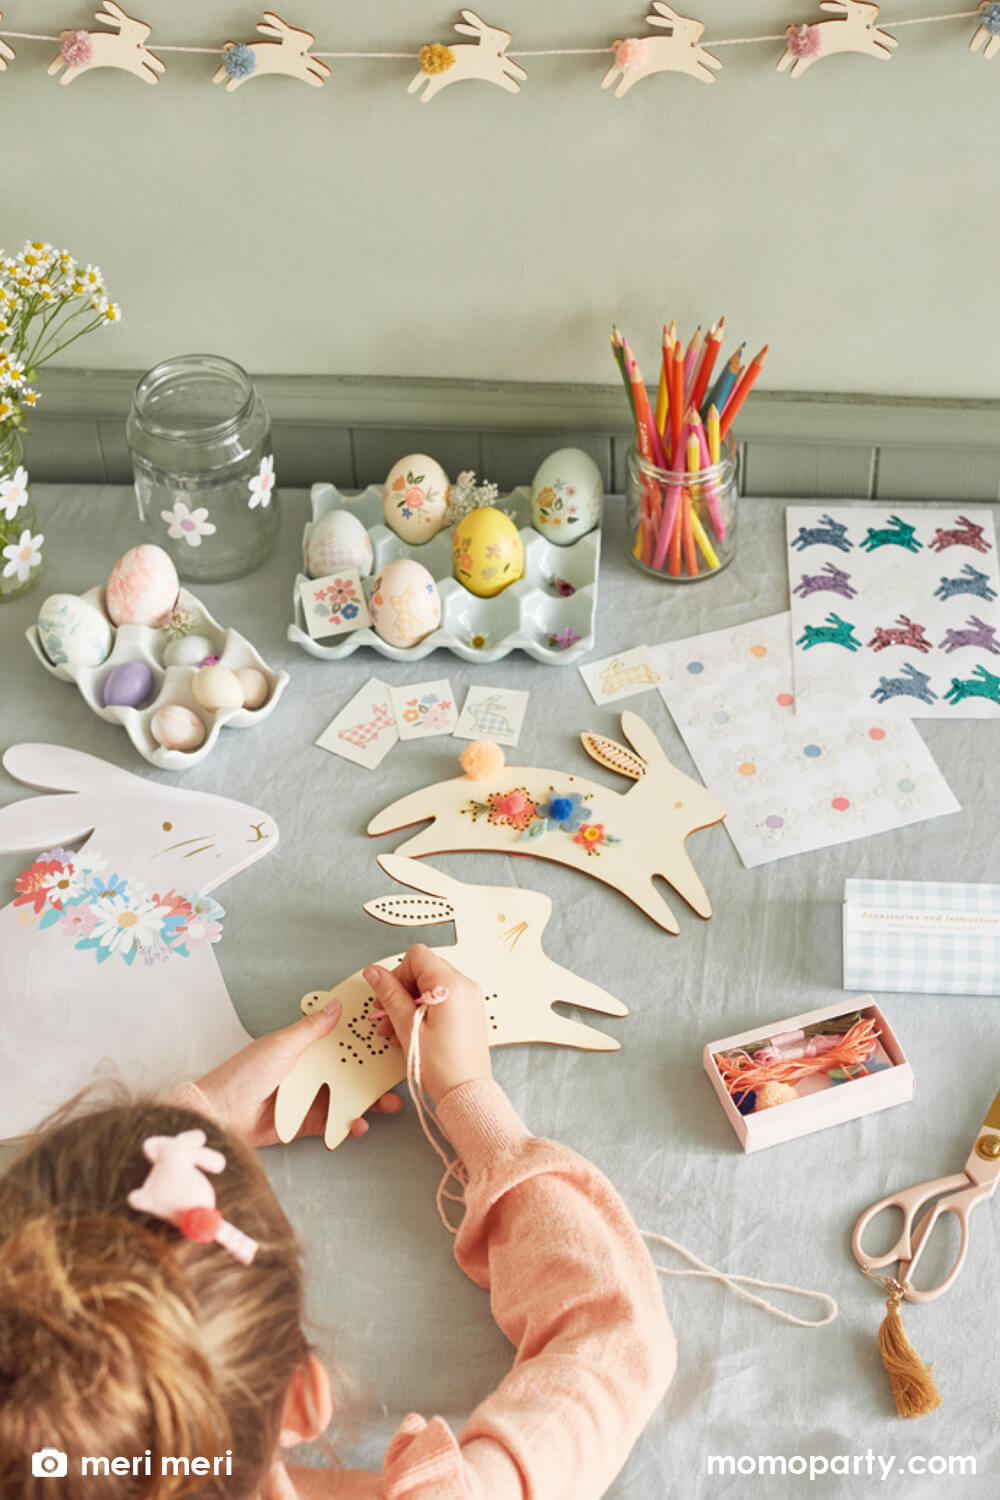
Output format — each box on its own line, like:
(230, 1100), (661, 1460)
(127, 354), (278, 583)
(625, 438), (738, 581)
(0, 429), (45, 603)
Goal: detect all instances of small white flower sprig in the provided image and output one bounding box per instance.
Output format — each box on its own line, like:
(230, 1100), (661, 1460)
(0, 238), (121, 442)
(445, 469), (519, 527)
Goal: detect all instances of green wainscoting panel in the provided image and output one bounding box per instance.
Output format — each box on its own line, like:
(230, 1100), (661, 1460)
(742, 442), (875, 500)
(874, 448), (1000, 503)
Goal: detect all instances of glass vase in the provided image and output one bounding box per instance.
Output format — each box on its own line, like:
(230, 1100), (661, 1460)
(0, 429), (44, 603)
(127, 354), (279, 584)
(625, 438), (738, 581)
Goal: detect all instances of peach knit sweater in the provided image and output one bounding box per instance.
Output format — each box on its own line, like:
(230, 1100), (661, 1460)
(179, 1079), (675, 1500)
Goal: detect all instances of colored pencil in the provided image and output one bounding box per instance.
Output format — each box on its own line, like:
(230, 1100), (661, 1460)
(610, 328), (636, 421)
(689, 316), (724, 414)
(654, 325), (671, 438)
(706, 403), (721, 466)
(702, 346), (743, 421)
(683, 433), (700, 576)
(718, 344), (768, 439)
(683, 326), (702, 404)
(669, 341), (684, 467)
(689, 506), (720, 570)
(690, 408), (725, 541)
(624, 343), (668, 471)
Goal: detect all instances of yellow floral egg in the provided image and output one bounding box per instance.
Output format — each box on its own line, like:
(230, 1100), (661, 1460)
(452, 508), (524, 598)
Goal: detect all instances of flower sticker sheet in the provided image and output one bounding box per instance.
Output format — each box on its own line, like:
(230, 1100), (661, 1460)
(390, 680), (457, 740)
(299, 570), (371, 639)
(316, 678), (398, 769)
(787, 506), (1000, 718)
(653, 613), (959, 869)
(579, 646), (661, 705)
(454, 686), (529, 746)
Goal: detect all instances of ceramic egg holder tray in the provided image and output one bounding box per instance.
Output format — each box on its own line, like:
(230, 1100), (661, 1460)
(288, 483), (600, 665)
(26, 588), (290, 771)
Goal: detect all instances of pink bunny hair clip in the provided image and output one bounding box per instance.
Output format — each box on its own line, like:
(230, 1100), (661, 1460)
(127, 1129), (258, 1266)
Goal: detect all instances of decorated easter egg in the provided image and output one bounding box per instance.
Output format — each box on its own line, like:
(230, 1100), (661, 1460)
(233, 667), (269, 710)
(37, 593), (113, 667)
(452, 507), (524, 598)
(369, 558), (441, 648)
(162, 632), (215, 668)
(192, 665), (244, 712)
(306, 509), (374, 580)
(103, 660), (155, 709)
(151, 704), (206, 752)
(382, 455), (450, 544)
(106, 544), (179, 626)
(530, 448), (604, 545)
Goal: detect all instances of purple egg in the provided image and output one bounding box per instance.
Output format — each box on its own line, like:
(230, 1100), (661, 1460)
(103, 660), (155, 709)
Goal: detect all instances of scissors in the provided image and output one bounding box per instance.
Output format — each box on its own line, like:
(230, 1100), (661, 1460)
(852, 1089), (1000, 1303)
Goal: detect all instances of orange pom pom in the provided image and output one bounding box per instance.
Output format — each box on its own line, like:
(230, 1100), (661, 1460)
(460, 740), (505, 780)
(754, 1082), (799, 1111)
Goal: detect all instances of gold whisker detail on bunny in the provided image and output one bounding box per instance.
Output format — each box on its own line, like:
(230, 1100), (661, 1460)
(274, 854), (629, 1152)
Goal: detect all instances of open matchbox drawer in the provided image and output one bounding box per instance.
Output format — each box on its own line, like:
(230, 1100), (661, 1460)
(704, 998), (914, 1152)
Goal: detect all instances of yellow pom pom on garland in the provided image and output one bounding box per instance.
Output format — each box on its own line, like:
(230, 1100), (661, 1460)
(460, 740), (505, 781)
(419, 43), (455, 75)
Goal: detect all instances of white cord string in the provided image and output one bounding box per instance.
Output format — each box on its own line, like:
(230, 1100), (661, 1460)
(643, 1231), (839, 1328)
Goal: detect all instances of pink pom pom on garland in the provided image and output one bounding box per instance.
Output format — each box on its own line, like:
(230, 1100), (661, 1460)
(60, 29), (94, 66)
(460, 740), (505, 780)
(614, 38), (646, 70)
(787, 24), (822, 59)
(754, 1081), (800, 1111)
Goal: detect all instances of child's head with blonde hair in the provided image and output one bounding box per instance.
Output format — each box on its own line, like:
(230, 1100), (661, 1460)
(0, 1092), (336, 1500)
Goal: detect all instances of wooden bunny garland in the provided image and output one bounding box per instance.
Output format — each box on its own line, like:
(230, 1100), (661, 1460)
(48, 4), (165, 86)
(213, 13), (330, 92)
(0, 744), (277, 1142)
(602, 5), (722, 95)
(409, 11), (527, 101)
(368, 712), (727, 935)
(274, 854), (628, 1151)
(0, 14), (14, 72)
(970, 2), (1000, 60)
(777, 2), (897, 77)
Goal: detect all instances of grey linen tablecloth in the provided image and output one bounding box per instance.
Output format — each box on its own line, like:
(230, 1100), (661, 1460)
(1, 486), (996, 1498)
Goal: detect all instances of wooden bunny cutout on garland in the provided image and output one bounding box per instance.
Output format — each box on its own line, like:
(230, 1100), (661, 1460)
(274, 854), (628, 1150)
(368, 712), (727, 935)
(777, 2), (897, 78)
(970, 2), (1000, 60)
(213, 12), (330, 92)
(0, 744), (277, 1141)
(0, 15), (15, 72)
(48, 4), (165, 86)
(408, 10), (527, 102)
(602, 5), (722, 96)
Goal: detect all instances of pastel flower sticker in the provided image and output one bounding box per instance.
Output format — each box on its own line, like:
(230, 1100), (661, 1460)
(2, 527), (44, 582)
(160, 500), (217, 548)
(248, 454), (276, 510)
(0, 464), (30, 521)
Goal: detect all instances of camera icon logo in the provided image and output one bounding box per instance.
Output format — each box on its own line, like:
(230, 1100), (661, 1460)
(32, 1449), (69, 1479)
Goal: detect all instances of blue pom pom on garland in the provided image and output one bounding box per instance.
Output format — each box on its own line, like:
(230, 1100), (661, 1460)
(223, 43), (257, 79)
(984, 2), (1000, 34)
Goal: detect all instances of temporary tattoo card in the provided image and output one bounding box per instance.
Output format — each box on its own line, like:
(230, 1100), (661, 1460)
(316, 677), (398, 769)
(653, 612), (959, 869)
(390, 680), (457, 740)
(454, 686), (529, 746)
(787, 507), (1000, 718)
(579, 646), (661, 705)
(299, 570), (371, 639)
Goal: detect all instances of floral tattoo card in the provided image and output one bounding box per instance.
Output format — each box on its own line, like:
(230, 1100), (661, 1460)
(299, 570), (371, 640)
(787, 506), (1000, 718)
(390, 680), (457, 740)
(653, 612), (959, 868)
(454, 686), (529, 746)
(316, 678), (398, 769)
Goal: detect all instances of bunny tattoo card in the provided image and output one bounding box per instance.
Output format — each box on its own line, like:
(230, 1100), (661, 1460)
(0, 745), (276, 1142)
(653, 613), (959, 869)
(579, 647), (661, 705)
(316, 678), (398, 769)
(454, 686), (529, 747)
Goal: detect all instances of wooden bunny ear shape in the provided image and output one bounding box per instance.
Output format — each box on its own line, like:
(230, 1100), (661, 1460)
(48, 5), (165, 86)
(408, 10), (527, 102)
(2, 743), (139, 795)
(970, 2), (1000, 60)
(580, 732), (646, 781)
(212, 12), (330, 92)
(602, 6), (721, 95)
(0, 14), (16, 70)
(364, 893), (456, 926)
(777, 2), (897, 78)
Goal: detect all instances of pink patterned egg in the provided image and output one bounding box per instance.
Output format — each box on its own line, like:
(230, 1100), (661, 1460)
(106, 545), (179, 626)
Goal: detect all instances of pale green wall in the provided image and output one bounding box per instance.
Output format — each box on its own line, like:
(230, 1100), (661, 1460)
(10, 2), (1000, 396)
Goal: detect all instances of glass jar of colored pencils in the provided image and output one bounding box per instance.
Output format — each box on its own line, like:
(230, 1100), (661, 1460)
(625, 436), (737, 581)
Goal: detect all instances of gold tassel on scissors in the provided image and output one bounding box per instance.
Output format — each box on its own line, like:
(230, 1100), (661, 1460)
(864, 1270), (942, 1419)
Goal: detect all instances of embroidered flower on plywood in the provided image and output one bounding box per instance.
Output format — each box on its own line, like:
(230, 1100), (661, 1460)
(248, 454), (276, 510)
(160, 500), (217, 549)
(572, 823), (623, 857)
(538, 792), (588, 832)
(463, 788), (538, 833)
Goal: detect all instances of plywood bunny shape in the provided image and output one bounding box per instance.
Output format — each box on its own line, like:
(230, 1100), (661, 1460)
(408, 10), (527, 102)
(970, 2), (1000, 61)
(777, 2), (897, 78)
(47, 3), (165, 85)
(602, 5), (722, 96)
(0, 15), (15, 71)
(0, 744), (277, 1142)
(274, 854), (628, 1150)
(213, 12), (330, 92)
(368, 711), (726, 935)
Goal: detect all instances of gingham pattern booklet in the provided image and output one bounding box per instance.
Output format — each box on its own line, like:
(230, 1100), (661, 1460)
(844, 879), (1000, 997)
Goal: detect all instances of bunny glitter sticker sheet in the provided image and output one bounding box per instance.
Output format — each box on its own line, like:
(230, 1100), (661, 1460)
(653, 613), (959, 869)
(786, 506), (1000, 718)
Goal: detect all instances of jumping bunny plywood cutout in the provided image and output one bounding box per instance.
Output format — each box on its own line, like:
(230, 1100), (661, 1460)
(274, 854), (628, 1151)
(368, 711), (727, 935)
(0, 745), (277, 1142)
(970, 2), (1000, 60)
(213, 13), (330, 91)
(777, 2), (897, 78)
(408, 10), (527, 102)
(0, 15), (15, 71)
(602, 5), (722, 96)
(48, 4), (165, 85)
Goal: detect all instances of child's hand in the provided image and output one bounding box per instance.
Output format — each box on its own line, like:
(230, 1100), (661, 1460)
(364, 945), (492, 1106)
(194, 1000), (402, 1148)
